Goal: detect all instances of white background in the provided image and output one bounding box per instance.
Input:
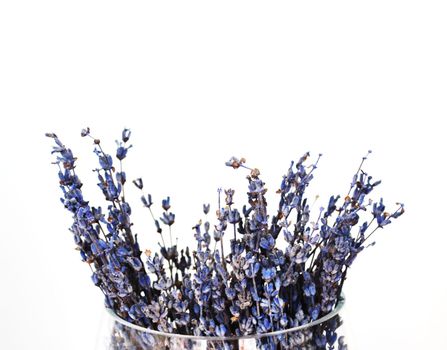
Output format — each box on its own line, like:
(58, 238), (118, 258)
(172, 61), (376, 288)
(1, 1), (446, 349)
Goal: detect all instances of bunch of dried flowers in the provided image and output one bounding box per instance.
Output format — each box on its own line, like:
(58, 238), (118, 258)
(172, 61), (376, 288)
(47, 128), (404, 349)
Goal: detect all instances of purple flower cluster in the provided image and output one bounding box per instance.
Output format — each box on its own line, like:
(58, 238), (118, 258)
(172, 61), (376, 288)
(47, 129), (404, 348)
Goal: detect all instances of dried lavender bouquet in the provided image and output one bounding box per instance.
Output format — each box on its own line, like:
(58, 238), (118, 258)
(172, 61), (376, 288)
(46, 128), (404, 344)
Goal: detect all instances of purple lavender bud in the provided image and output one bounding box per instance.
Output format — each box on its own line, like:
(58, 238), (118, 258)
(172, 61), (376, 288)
(122, 128), (131, 143)
(261, 267), (276, 281)
(160, 212), (175, 226)
(81, 127), (90, 137)
(162, 197), (171, 211)
(132, 178), (143, 189)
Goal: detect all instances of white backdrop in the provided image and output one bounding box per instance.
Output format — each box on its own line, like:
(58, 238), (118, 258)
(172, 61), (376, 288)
(1, 1), (446, 349)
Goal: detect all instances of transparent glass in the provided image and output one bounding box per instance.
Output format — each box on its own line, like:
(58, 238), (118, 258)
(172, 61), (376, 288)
(97, 297), (347, 350)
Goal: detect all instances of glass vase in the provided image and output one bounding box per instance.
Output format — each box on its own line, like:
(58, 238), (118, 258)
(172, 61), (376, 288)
(98, 297), (347, 350)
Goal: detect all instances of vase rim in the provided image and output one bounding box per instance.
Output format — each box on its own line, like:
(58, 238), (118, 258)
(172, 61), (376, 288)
(105, 294), (345, 341)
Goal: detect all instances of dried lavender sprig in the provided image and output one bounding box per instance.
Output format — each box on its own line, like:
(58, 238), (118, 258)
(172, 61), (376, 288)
(84, 129), (154, 305)
(134, 180), (168, 250)
(46, 132), (146, 324)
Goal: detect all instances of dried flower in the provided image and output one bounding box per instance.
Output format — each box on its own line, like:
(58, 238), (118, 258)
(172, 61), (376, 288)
(133, 178), (143, 190)
(162, 197), (171, 211)
(160, 212), (175, 226)
(47, 129), (404, 346)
